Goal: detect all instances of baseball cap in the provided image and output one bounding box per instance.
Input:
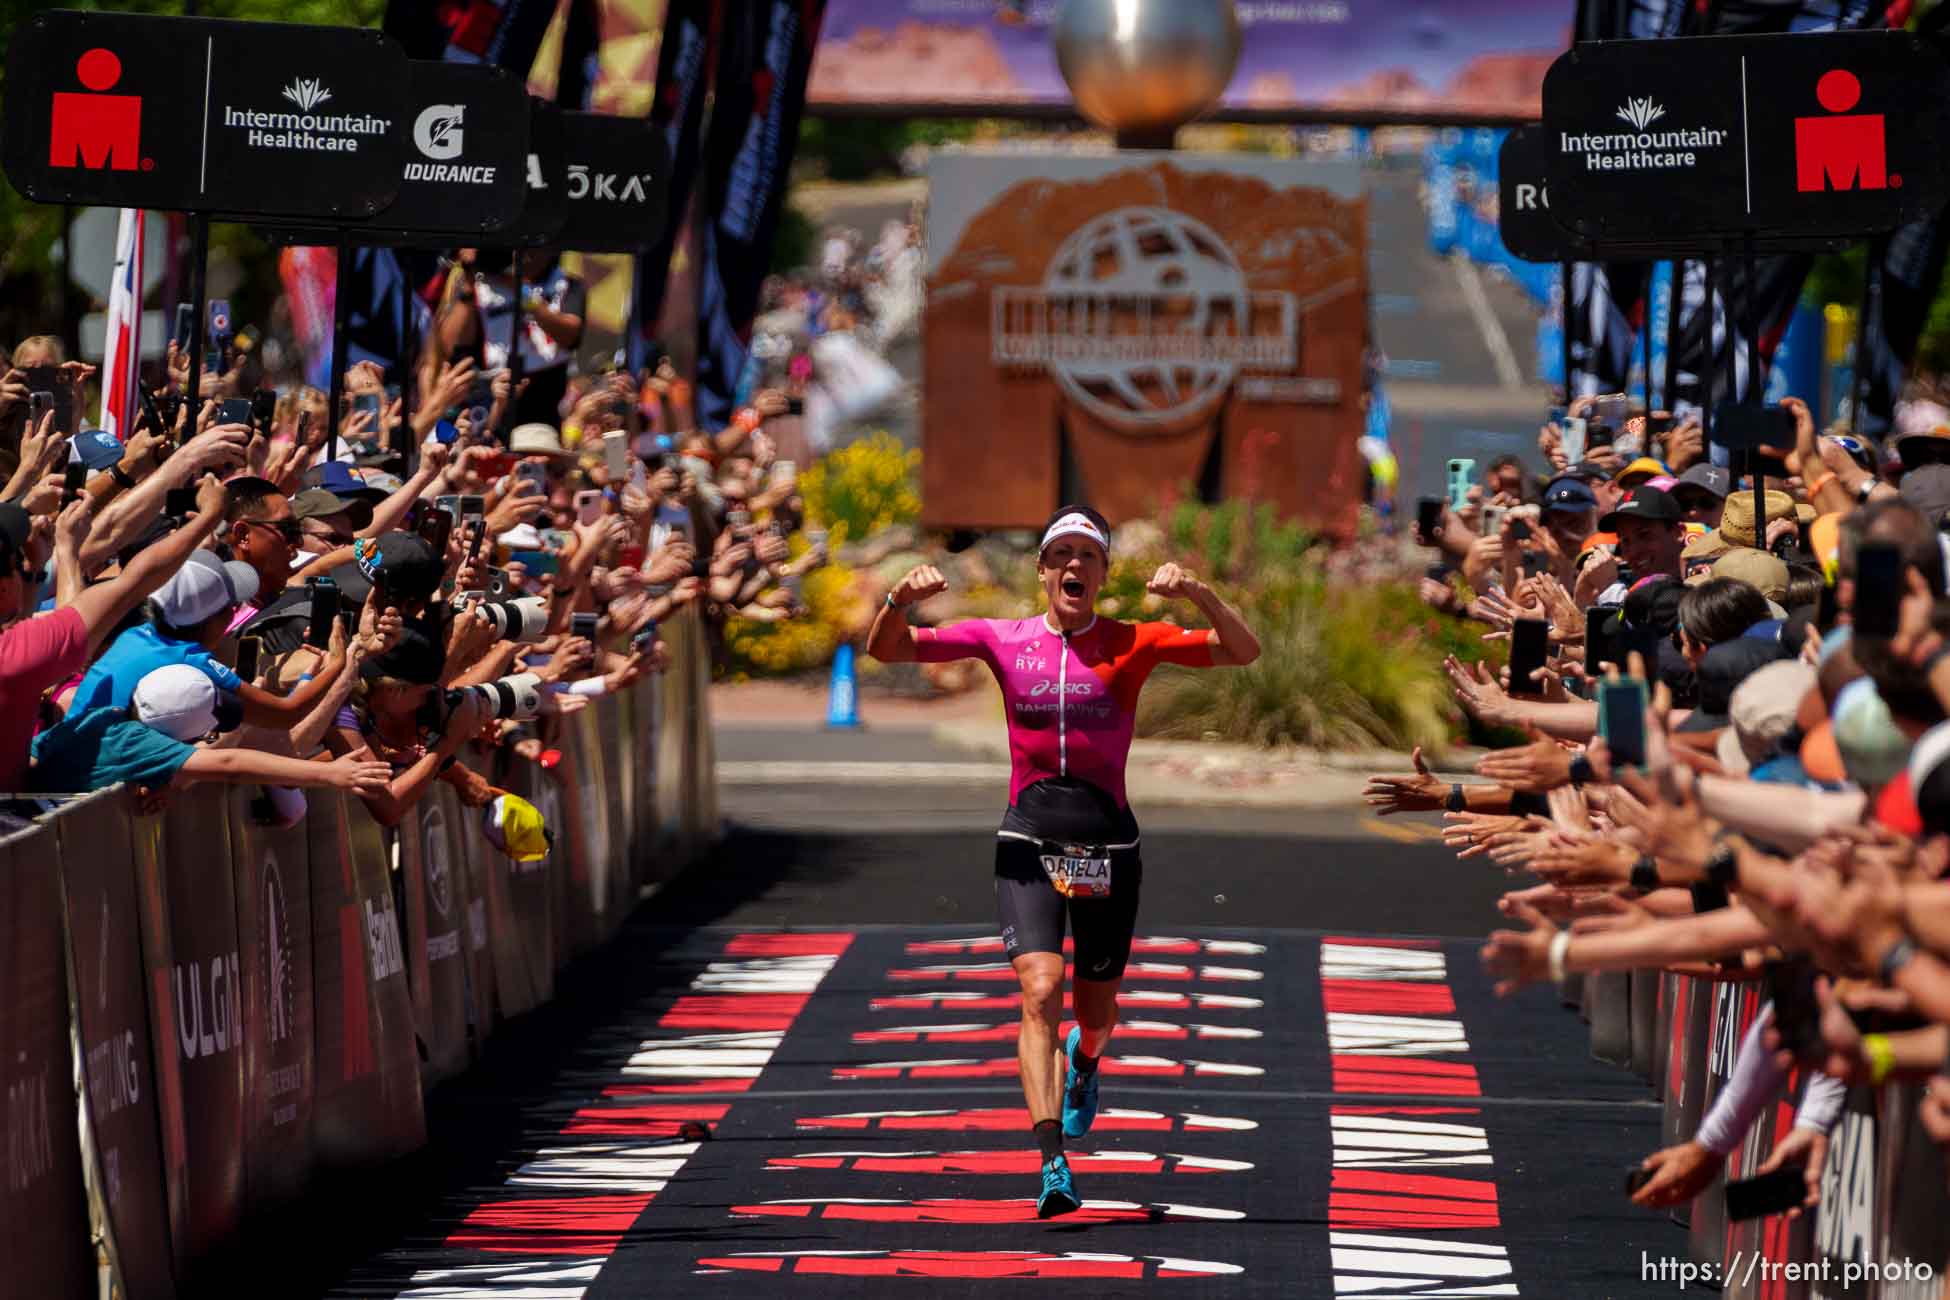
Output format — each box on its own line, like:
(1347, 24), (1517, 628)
(481, 792), (551, 862)
(1598, 486), (1681, 531)
(131, 664), (243, 741)
(1616, 457), (1669, 487)
(1675, 638), (1787, 733)
(1833, 676), (1911, 789)
(303, 460), (388, 502)
(290, 487), (370, 527)
(1711, 547), (1790, 602)
(1565, 460), (1616, 483)
(1716, 659), (1815, 776)
(1542, 476), (1598, 514)
(1900, 463), (1950, 529)
(361, 623), (444, 685)
(1674, 464), (1731, 500)
(351, 532), (443, 602)
(154, 549), (259, 626)
(70, 429), (124, 472)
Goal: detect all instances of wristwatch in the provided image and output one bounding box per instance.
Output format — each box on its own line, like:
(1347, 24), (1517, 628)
(1568, 753), (1595, 787)
(1704, 837), (1738, 888)
(108, 462), (137, 490)
(1857, 476), (1878, 503)
(1629, 855), (1660, 895)
(1878, 935), (1918, 987)
(1445, 783), (1466, 813)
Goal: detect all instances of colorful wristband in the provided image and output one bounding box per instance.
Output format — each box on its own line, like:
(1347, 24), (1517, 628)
(1863, 1033), (1895, 1087)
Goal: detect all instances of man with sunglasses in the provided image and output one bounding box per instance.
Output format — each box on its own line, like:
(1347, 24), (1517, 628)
(221, 477), (300, 637)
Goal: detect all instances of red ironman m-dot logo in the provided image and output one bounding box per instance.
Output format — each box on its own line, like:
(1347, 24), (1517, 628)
(1795, 68), (1886, 193)
(50, 47), (141, 171)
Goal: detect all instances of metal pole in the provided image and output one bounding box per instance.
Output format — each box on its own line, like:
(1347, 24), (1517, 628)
(1744, 234), (1763, 540)
(1561, 261), (1575, 404)
(327, 234), (353, 464)
(1640, 263), (1654, 418)
(1663, 259), (1684, 423)
(1850, 254), (1876, 436)
(1701, 257), (1716, 447)
(505, 249), (527, 436)
(184, 214), (209, 416)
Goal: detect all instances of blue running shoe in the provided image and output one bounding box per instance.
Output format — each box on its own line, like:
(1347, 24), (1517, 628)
(1061, 1025), (1099, 1139)
(1038, 1152), (1080, 1218)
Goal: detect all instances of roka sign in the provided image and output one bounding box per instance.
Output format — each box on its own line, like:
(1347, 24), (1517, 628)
(1541, 29), (1949, 248)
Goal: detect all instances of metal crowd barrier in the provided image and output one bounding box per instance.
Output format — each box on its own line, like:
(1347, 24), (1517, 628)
(0, 612), (718, 1299)
(1594, 963), (1950, 1298)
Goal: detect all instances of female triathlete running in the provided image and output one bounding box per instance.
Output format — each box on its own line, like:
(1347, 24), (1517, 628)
(867, 505), (1260, 1217)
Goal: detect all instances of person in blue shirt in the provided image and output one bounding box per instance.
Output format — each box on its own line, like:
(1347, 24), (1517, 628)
(66, 548), (348, 730)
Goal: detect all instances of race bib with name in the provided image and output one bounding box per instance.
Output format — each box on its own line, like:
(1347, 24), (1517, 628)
(1040, 849), (1113, 899)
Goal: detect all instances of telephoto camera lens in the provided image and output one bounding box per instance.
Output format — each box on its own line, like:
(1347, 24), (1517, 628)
(461, 672), (544, 722)
(477, 596), (551, 644)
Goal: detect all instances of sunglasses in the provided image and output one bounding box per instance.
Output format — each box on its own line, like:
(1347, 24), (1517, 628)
(244, 518), (304, 546)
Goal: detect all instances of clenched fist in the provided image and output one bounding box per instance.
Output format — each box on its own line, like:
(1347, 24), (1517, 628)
(1146, 563), (1204, 602)
(889, 565), (948, 608)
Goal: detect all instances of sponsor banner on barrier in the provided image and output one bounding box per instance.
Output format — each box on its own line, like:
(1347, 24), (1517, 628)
(227, 788), (315, 1211)
(0, 822), (95, 1298)
(1876, 1082), (1947, 1300)
(307, 793), (425, 1168)
(487, 758), (557, 1016)
(1, 10), (408, 218)
(53, 793), (175, 1300)
(133, 794), (246, 1267)
(402, 797), (471, 1086)
(430, 782), (494, 1061)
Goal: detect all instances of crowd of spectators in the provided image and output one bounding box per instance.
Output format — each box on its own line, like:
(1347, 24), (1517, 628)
(0, 253), (826, 856)
(1365, 391), (1950, 1214)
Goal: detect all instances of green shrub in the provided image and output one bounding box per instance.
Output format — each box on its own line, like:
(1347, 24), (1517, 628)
(799, 432), (921, 543)
(1137, 576), (1454, 754)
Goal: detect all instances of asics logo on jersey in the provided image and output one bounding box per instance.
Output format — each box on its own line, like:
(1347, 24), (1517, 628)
(1030, 679), (1095, 698)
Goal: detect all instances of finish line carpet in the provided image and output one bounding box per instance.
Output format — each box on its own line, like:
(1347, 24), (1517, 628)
(319, 927), (1681, 1297)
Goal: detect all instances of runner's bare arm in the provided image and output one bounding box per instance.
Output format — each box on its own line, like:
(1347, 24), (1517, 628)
(1146, 563), (1259, 666)
(867, 565), (949, 663)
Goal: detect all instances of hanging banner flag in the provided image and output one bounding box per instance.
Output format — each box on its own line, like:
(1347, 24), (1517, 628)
(695, 0), (828, 427)
(3, 11), (409, 219)
(631, 0), (717, 368)
(1857, 216), (1950, 435)
(1568, 262), (1650, 398)
(1542, 30), (1950, 247)
(98, 208), (144, 440)
(383, 0), (557, 71)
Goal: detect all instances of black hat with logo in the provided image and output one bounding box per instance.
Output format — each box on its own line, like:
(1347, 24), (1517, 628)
(1599, 486), (1682, 531)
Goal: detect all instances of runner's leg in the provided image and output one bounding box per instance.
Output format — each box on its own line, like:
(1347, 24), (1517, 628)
(1012, 950), (1066, 1121)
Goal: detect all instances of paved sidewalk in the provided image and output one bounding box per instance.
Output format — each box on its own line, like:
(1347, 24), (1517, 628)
(712, 682), (1484, 811)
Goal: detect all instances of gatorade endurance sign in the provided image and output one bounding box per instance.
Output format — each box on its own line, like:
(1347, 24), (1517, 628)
(1541, 30), (1950, 246)
(3, 10), (407, 219)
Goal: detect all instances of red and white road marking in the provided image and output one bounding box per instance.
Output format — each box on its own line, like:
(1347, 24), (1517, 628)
(885, 960), (1263, 984)
(731, 1197), (1246, 1224)
(852, 1018), (1262, 1044)
(904, 935), (1267, 958)
(795, 1107), (1258, 1134)
(766, 1149), (1254, 1175)
(871, 988), (1263, 1012)
(833, 1053), (1265, 1081)
(1319, 939), (1516, 1297)
(694, 1250), (1244, 1279)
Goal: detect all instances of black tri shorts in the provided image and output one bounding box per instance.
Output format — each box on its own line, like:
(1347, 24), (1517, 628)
(994, 838), (1143, 982)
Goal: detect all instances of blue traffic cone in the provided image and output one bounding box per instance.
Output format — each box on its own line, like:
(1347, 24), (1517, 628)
(825, 642), (863, 729)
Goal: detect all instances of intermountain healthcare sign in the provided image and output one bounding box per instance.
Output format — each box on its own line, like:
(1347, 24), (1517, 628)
(4, 10), (408, 219)
(1542, 30), (1950, 246)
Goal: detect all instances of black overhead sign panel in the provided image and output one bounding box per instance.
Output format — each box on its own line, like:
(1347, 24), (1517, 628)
(272, 62), (531, 240)
(1497, 124), (1591, 264)
(1542, 30), (1950, 246)
(2, 9), (408, 219)
(553, 111), (673, 254)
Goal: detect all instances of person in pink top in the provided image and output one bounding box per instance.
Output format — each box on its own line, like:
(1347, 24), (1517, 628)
(868, 504), (1260, 1217)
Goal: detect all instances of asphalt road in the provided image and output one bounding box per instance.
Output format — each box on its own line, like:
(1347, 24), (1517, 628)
(215, 719), (1682, 1299)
